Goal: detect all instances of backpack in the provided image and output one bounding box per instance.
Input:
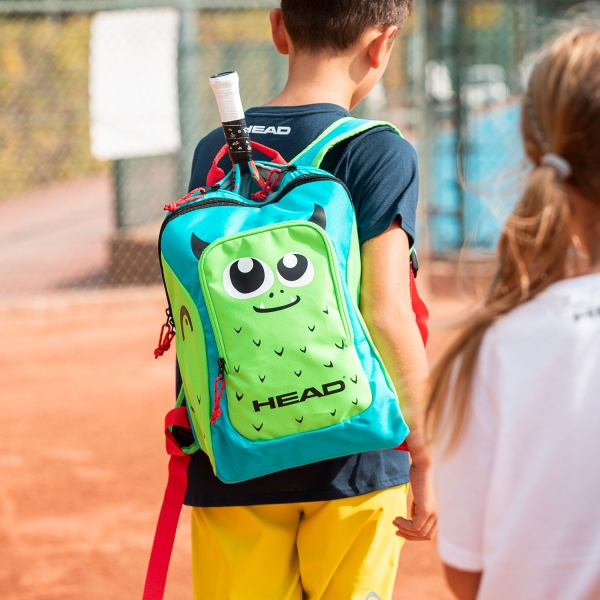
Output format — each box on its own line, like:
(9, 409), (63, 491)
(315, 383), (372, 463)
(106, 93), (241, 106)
(143, 117), (429, 600)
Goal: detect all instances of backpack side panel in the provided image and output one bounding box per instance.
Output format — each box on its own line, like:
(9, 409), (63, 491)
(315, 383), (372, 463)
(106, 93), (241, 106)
(161, 259), (214, 464)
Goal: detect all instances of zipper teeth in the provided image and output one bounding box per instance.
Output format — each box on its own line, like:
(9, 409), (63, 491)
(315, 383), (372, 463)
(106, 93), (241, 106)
(199, 268), (229, 371)
(320, 231), (354, 345)
(161, 173), (346, 232)
(160, 198), (251, 237)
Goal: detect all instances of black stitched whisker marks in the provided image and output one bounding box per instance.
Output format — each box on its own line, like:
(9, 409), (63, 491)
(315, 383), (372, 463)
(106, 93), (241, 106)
(308, 325), (315, 332)
(275, 347), (284, 356)
(253, 339), (261, 347)
(323, 305), (329, 314)
(295, 417), (304, 423)
(335, 340), (345, 349)
(350, 375), (358, 384)
(352, 399), (359, 405)
(236, 392), (244, 401)
(295, 370), (302, 377)
(330, 409), (336, 417)
(253, 423), (263, 431)
(234, 365), (240, 373)
(300, 346), (307, 353)
(234, 327), (242, 334)
(259, 375), (266, 383)
(324, 361), (333, 368)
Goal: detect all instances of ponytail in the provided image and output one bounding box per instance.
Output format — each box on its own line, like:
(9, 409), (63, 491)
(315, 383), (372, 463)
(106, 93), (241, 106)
(427, 28), (600, 451)
(427, 167), (570, 450)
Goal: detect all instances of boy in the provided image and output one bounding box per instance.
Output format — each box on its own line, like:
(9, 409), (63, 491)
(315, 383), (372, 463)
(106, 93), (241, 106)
(182, 2), (435, 598)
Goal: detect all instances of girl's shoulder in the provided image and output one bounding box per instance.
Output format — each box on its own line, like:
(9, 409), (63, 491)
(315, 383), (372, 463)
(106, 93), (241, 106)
(498, 272), (600, 326)
(484, 272), (600, 364)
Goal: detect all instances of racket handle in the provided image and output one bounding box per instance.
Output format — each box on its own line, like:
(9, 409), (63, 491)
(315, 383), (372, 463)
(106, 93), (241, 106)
(209, 71), (253, 166)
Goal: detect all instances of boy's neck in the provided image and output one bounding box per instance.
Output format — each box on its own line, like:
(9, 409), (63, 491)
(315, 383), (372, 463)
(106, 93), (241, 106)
(264, 52), (358, 111)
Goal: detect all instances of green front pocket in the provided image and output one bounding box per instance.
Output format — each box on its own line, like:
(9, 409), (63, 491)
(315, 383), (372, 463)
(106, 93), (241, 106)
(199, 221), (372, 441)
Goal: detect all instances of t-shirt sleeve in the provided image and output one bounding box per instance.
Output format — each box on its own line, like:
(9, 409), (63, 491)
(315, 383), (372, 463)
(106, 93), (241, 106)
(188, 128), (228, 192)
(433, 329), (499, 572)
(322, 128), (419, 245)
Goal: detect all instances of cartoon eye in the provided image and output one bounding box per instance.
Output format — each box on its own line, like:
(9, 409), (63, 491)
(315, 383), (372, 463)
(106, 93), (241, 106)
(223, 257), (274, 299)
(276, 253), (314, 287)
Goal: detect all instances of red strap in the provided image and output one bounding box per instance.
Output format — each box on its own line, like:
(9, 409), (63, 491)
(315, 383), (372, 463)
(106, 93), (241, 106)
(142, 408), (192, 600)
(206, 144), (229, 186)
(410, 267), (429, 347)
(395, 265), (430, 453)
(206, 142), (287, 186)
(248, 141), (287, 165)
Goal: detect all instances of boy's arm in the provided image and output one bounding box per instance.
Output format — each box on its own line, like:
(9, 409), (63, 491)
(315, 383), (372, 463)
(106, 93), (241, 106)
(360, 219), (437, 542)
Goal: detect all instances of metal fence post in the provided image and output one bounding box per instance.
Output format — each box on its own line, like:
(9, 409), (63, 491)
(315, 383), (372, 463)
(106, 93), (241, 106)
(177, 0), (201, 196)
(413, 0), (431, 257)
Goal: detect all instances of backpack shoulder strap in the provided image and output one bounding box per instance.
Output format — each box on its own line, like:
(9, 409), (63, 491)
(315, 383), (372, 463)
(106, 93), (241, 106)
(290, 116), (403, 168)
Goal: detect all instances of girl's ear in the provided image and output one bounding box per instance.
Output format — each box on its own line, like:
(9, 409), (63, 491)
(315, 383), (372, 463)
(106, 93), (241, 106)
(270, 8), (290, 56)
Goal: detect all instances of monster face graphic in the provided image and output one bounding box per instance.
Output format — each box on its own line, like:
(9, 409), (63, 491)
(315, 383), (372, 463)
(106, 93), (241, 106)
(197, 206), (373, 442)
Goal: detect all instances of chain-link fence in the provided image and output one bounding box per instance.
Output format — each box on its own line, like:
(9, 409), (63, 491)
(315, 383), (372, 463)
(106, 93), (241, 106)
(0, 0), (595, 298)
(423, 0), (600, 256)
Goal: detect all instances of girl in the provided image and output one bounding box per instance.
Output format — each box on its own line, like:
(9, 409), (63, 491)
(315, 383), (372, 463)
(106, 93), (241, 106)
(422, 29), (600, 600)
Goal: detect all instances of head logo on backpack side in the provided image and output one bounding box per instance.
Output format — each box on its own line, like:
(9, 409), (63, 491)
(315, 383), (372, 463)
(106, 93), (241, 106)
(194, 204), (373, 441)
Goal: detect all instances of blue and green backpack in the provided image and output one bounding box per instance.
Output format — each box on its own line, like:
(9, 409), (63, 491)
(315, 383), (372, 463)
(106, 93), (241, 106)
(144, 117), (427, 600)
(159, 117), (411, 481)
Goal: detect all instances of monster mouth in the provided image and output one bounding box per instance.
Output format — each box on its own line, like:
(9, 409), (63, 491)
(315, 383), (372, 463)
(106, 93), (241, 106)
(253, 295), (300, 313)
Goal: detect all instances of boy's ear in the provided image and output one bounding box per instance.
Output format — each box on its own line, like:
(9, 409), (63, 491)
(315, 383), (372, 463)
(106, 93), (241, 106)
(270, 8), (290, 56)
(368, 25), (398, 69)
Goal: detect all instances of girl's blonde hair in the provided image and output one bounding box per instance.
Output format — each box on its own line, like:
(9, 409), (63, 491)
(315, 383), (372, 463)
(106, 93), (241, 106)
(426, 28), (600, 450)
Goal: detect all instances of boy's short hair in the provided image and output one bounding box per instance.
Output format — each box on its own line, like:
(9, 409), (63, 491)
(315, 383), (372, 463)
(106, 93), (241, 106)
(281, 0), (413, 54)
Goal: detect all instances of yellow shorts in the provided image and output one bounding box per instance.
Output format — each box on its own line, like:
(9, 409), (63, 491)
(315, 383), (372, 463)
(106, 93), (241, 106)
(190, 484), (407, 600)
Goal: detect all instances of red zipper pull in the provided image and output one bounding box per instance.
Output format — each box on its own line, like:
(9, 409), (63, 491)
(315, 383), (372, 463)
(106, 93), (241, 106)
(164, 187), (206, 212)
(154, 308), (176, 358)
(210, 359), (226, 425)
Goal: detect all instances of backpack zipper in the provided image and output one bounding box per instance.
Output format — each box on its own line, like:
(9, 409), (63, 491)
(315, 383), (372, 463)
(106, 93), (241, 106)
(159, 173), (349, 238)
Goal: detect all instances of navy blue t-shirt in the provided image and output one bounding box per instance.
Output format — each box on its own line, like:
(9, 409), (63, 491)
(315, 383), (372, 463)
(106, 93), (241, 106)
(182, 103), (418, 507)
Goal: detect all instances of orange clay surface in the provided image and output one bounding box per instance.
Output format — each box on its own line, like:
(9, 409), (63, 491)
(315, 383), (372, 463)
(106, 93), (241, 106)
(0, 285), (468, 599)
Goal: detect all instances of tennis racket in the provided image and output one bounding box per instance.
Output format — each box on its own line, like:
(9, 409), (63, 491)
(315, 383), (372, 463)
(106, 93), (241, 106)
(209, 71), (264, 188)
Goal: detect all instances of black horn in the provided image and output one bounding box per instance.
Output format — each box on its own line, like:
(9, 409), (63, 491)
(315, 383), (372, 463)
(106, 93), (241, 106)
(191, 233), (210, 260)
(308, 204), (326, 230)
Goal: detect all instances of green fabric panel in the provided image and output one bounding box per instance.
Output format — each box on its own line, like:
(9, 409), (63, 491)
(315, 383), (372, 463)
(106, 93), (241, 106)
(175, 386), (186, 408)
(162, 257), (215, 466)
(199, 222), (373, 442)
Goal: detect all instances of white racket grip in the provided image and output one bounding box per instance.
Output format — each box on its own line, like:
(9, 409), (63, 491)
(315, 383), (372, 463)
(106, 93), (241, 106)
(209, 71), (245, 124)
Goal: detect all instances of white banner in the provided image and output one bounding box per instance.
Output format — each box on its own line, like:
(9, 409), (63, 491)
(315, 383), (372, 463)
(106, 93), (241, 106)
(89, 9), (181, 160)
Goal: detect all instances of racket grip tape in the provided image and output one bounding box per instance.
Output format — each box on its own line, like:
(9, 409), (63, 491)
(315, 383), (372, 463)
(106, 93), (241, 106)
(210, 71), (253, 166)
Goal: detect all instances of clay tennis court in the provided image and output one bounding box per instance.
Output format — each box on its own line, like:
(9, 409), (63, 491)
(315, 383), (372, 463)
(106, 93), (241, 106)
(0, 177), (469, 599)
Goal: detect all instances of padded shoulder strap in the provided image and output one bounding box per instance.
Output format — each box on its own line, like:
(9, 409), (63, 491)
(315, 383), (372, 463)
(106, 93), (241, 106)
(291, 116), (403, 168)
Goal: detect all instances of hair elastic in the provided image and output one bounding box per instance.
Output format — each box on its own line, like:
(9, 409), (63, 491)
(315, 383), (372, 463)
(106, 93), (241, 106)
(540, 153), (572, 180)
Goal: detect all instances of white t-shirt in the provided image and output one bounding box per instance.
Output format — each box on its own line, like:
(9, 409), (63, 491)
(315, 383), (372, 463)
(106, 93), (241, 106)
(434, 272), (600, 600)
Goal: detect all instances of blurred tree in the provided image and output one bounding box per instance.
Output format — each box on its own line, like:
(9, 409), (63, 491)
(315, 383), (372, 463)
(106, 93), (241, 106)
(0, 15), (107, 201)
